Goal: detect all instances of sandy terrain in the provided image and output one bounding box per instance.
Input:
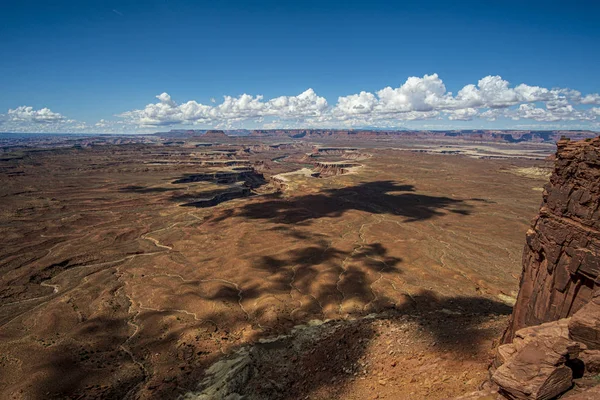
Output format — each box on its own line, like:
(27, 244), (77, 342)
(0, 140), (551, 399)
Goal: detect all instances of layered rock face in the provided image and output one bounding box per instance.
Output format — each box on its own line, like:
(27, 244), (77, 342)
(202, 130), (229, 139)
(485, 291), (600, 400)
(247, 129), (597, 143)
(504, 138), (600, 342)
(313, 161), (361, 177)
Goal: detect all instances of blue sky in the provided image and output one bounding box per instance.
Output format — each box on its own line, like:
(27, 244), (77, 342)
(1, 0), (599, 132)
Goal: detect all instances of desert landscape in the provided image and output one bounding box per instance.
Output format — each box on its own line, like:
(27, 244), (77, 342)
(4, 2), (600, 398)
(1, 131), (565, 399)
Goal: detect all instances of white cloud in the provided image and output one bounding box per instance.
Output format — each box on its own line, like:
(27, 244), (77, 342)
(507, 102), (597, 122)
(119, 89), (329, 127)
(156, 92), (176, 107)
(266, 88), (328, 118)
(115, 75), (600, 128)
(0, 106), (139, 134)
(461, 76), (519, 108)
(374, 73), (447, 113)
(512, 104), (560, 122)
(326, 74), (600, 126)
(95, 119), (109, 128)
(7, 106), (65, 123)
(479, 109), (505, 121)
(4, 74), (600, 132)
(117, 73), (600, 129)
(442, 77), (562, 109)
(581, 93), (600, 105)
(334, 91), (377, 116)
(447, 108), (479, 121)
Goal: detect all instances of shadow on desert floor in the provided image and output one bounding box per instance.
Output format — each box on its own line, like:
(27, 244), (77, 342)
(207, 180), (473, 225)
(30, 268), (511, 399)
(27, 182), (496, 399)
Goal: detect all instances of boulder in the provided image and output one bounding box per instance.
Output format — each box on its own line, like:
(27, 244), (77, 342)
(569, 293), (600, 350)
(491, 336), (581, 399)
(492, 319), (570, 373)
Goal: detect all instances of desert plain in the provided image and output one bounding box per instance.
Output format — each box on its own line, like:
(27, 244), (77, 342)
(0, 136), (554, 399)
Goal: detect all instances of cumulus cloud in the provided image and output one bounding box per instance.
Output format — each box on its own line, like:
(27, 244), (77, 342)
(119, 89), (329, 127)
(0, 106), (74, 133)
(0, 106), (136, 134)
(95, 119), (110, 128)
(447, 108), (479, 121)
(506, 102), (598, 122)
(374, 73), (447, 113)
(479, 109), (505, 121)
(117, 74), (598, 129)
(7, 106), (65, 123)
(266, 89), (328, 118)
(334, 91), (378, 116)
(581, 94), (600, 105)
(4, 74), (600, 132)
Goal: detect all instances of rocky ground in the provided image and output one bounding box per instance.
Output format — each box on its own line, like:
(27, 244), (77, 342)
(188, 302), (510, 400)
(0, 139), (552, 399)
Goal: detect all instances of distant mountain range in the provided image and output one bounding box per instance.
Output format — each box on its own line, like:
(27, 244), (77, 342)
(154, 129), (598, 143)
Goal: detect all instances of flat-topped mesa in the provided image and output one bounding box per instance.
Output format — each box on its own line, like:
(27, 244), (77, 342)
(193, 150), (237, 160)
(247, 129), (597, 142)
(302, 147), (372, 162)
(312, 147), (359, 155)
(313, 161), (361, 177)
(504, 137), (600, 343)
(202, 130), (229, 139)
(199, 160), (251, 167)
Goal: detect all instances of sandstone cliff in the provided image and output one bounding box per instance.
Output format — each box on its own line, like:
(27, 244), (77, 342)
(452, 137), (600, 400)
(504, 137), (600, 342)
(247, 129), (597, 143)
(202, 130), (229, 139)
(313, 161), (361, 177)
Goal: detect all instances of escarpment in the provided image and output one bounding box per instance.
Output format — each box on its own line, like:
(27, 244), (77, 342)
(504, 137), (600, 342)
(466, 137), (600, 400)
(201, 130), (229, 139)
(302, 147), (372, 162)
(313, 161), (362, 176)
(178, 184), (252, 208)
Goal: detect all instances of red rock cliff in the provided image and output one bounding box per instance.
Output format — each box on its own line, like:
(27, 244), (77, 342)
(504, 137), (600, 342)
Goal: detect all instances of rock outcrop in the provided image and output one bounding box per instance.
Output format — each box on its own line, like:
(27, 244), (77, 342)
(247, 129), (597, 143)
(313, 161), (361, 177)
(471, 137), (600, 400)
(491, 319), (581, 399)
(488, 293), (600, 400)
(504, 137), (600, 342)
(302, 147), (372, 162)
(200, 160), (251, 167)
(568, 292), (600, 350)
(201, 130), (229, 139)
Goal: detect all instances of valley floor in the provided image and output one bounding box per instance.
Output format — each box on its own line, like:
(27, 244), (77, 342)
(0, 140), (549, 399)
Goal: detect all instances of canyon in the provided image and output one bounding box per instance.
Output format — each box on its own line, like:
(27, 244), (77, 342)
(0, 133), (598, 399)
